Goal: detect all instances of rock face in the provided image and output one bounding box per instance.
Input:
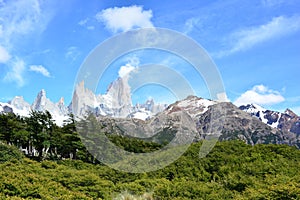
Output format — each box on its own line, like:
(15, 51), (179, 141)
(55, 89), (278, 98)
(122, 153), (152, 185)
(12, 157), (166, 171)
(1, 71), (299, 148)
(71, 76), (135, 118)
(106, 77), (132, 110)
(71, 79), (167, 120)
(240, 104), (300, 136)
(9, 96), (31, 111)
(166, 95), (216, 118)
(0, 74), (167, 125)
(31, 89), (69, 125)
(204, 102), (299, 146)
(1, 89), (299, 148)
(71, 81), (98, 117)
(32, 90), (68, 116)
(92, 96), (299, 148)
(0, 90), (69, 126)
(279, 109), (300, 135)
(162, 96), (299, 147)
(8, 96), (31, 116)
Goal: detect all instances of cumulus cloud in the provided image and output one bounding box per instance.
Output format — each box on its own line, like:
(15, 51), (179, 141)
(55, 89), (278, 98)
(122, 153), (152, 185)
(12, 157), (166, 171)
(118, 56), (140, 78)
(234, 85), (285, 106)
(118, 64), (136, 78)
(0, 45), (11, 63)
(96, 5), (154, 33)
(3, 59), (26, 87)
(217, 15), (300, 57)
(29, 65), (51, 77)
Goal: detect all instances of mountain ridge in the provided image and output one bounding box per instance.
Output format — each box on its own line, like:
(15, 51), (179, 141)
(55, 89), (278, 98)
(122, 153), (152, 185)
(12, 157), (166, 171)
(1, 89), (300, 148)
(0, 75), (299, 148)
(0, 87), (299, 131)
(239, 103), (300, 136)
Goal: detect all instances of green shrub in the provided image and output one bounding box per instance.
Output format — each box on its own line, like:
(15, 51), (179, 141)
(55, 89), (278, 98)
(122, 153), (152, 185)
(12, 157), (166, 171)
(0, 143), (24, 163)
(41, 160), (58, 169)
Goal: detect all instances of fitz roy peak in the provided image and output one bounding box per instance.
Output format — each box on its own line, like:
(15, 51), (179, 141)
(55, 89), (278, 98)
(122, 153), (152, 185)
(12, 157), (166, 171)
(0, 75), (167, 125)
(0, 73), (299, 148)
(1, 87), (299, 147)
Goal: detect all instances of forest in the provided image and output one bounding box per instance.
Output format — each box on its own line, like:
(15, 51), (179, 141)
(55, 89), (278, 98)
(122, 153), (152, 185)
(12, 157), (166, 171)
(0, 111), (300, 199)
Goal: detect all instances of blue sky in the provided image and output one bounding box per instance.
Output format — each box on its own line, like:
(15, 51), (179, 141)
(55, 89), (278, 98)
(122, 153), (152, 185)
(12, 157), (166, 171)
(0, 0), (299, 114)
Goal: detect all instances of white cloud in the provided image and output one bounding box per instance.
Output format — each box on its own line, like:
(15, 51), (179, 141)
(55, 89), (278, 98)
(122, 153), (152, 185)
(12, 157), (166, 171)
(78, 18), (94, 30)
(96, 5), (154, 33)
(29, 65), (51, 77)
(3, 59), (26, 87)
(118, 56), (140, 78)
(0, 0), (51, 46)
(234, 84), (285, 106)
(217, 15), (300, 57)
(0, 0), (54, 86)
(0, 45), (11, 63)
(118, 64), (136, 78)
(78, 18), (88, 26)
(65, 46), (80, 62)
(184, 18), (201, 34)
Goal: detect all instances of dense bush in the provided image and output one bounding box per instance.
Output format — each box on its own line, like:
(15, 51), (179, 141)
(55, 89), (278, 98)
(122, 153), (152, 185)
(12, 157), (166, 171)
(0, 143), (24, 163)
(1, 112), (300, 199)
(0, 139), (299, 199)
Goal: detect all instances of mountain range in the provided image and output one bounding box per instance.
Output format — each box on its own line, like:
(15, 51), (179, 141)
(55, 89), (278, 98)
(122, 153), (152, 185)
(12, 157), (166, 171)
(0, 75), (167, 126)
(1, 75), (299, 148)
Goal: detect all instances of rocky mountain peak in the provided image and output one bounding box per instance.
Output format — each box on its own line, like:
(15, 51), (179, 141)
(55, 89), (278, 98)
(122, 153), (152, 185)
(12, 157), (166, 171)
(284, 108), (298, 118)
(240, 103), (300, 136)
(167, 95), (216, 118)
(106, 76), (132, 109)
(58, 97), (65, 105)
(32, 89), (48, 110)
(9, 96), (31, 110)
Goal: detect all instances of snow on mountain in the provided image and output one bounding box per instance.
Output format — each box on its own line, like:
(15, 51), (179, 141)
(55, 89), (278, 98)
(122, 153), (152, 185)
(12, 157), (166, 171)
(0, 71), (168, 124)
(31, 89), (69, 125)
(32, 89), (68, 116)
(71, 76), (167, 120)
(0, 102), (14, 114)
(72, 75), (134, 118)
(8, 96), (31, 117)
(1, 80), (300, 142)
(0, 96), (31, 117)
(239, 104), (270, 126)
(129, 108), (153, 120)
(239, 104), (300, 135)
(167, 95), (216, 118)
(71, 81), (98, 117)
(127, 99), (168, 120)
(0, 90), (69, 126)
(10, 96), (31, 111)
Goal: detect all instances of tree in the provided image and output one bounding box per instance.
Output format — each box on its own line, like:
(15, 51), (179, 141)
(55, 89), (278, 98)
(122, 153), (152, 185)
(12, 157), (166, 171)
(0, 113), (17, 144)
(59, 114), (84, 159)
(26, 110), (54, 159)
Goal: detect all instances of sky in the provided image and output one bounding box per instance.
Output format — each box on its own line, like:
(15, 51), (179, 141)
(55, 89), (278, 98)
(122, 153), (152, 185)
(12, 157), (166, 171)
(0, 0), (299, 114)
